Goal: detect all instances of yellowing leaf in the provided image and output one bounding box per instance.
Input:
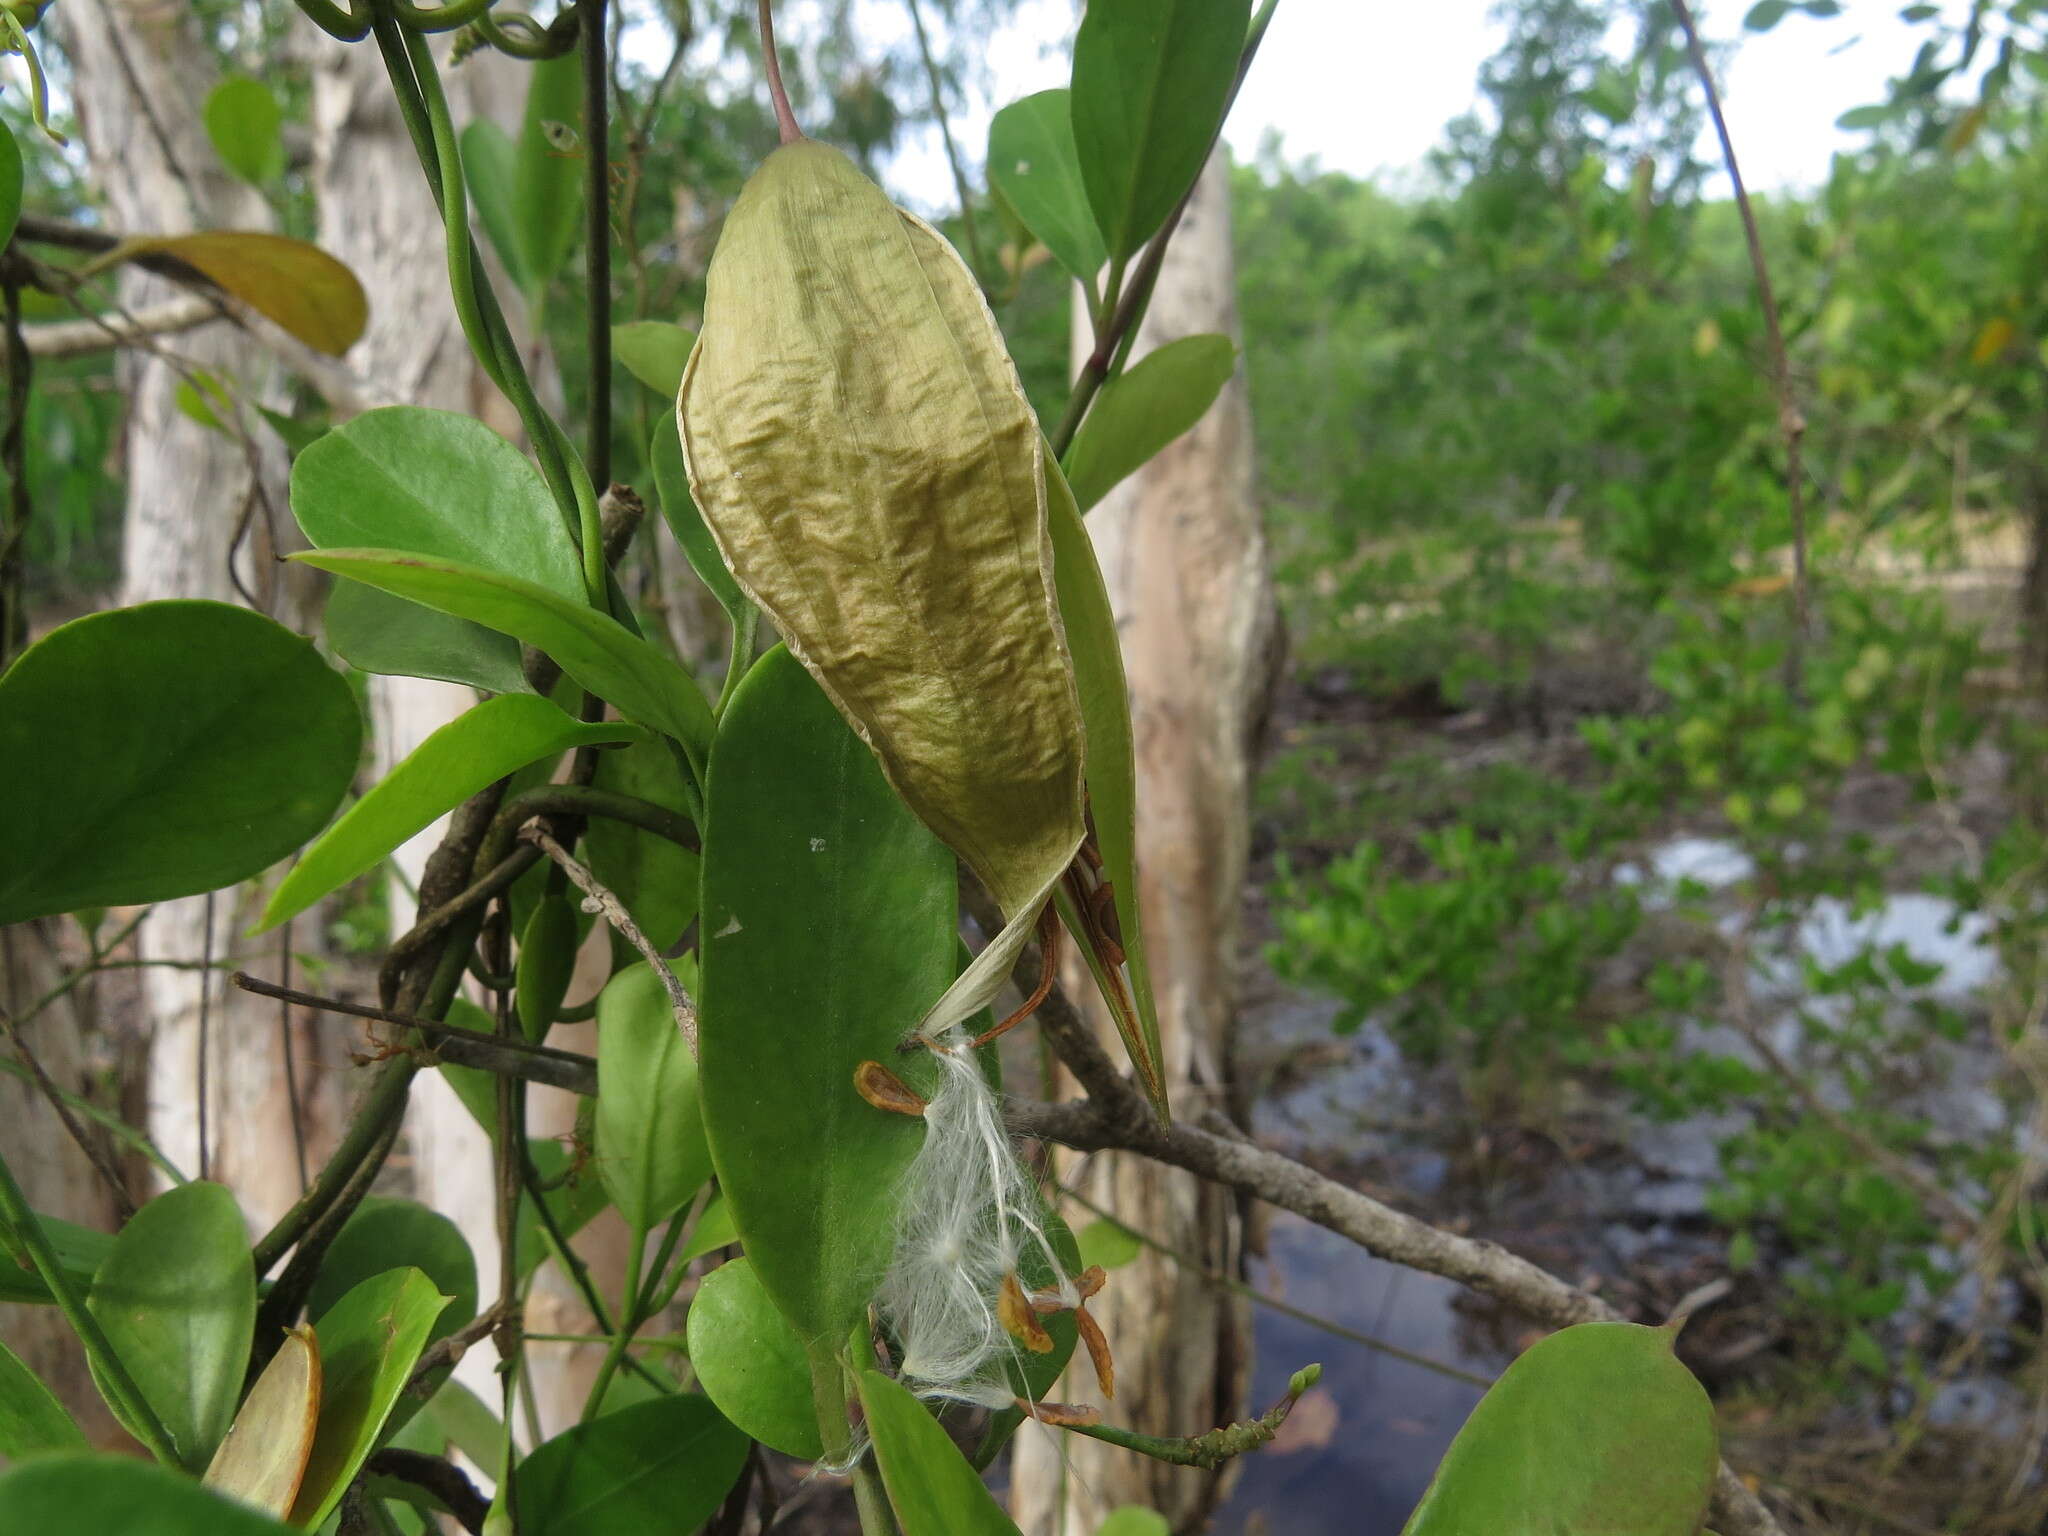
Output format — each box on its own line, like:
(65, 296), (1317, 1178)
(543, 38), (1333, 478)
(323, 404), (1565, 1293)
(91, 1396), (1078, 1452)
(1972, 316), (2016, 366)
(202, 1327), (320, 1520)
(111, 232), (368, 355)
(678, 140), (1085, 1034)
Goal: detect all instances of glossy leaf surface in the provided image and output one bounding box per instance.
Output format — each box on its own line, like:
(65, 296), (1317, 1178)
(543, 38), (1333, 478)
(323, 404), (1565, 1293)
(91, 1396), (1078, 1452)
(0, 1336), (85, 1458)
(0, 602), (361, 926)
(291, 1268), (449, 1529)
(596, 962), (712, 1233)
(650, 416), (748, 630)
(305, 1200), (477, 1351)
(86, 1181), (255, 1472)
(515, 1394), (748, 1536)
(685, 1257), (821, 1459)
(698, 648), (954, 1347)
(261, 695), (641, 931)
(987, 89), (1107, 283)
(612, 321), (695, 399)
(1071, 0), (1251, 259)
(204, 78), (285, 184)
(1401, 1322), (1717, 1536)
(0, 1455), (296, 1535)
(1063, 334), (1236, 513)
(586, 737), (701, 954)
(859, 1369), (1023, 1536)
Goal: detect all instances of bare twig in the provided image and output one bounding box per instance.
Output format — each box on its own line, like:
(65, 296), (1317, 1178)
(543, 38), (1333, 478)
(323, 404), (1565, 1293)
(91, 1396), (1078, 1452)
(904, 0), (986, 282)
(523, 825), (697, 1055)
(363, 1450), (490, 1535)
(1671, 0), (1811, 651)
(18, 295), (219, 357)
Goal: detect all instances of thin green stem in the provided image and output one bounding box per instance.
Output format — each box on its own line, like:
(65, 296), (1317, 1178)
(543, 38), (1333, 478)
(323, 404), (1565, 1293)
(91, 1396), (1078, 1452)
(387, 0), (492, 29)
(578, 1220), (646, 1419)
(252, 1058), (418, 1275)
(0, 1147), (178, 1464)
(291, 0), (374, 39)
(713, 608), (759, 718)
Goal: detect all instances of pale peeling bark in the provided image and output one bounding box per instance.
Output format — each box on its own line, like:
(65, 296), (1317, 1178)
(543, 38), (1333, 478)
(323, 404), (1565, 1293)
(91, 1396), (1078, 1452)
(1013, 148), (1279, 1535)
(56, 0), (346, 1234)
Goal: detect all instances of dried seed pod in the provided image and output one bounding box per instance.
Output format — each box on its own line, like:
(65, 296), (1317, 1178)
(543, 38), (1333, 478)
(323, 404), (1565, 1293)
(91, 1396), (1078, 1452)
(678, 139), (1086, 1034)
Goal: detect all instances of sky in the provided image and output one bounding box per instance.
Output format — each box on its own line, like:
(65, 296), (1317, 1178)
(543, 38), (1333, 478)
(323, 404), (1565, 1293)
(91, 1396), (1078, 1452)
(867, 0), (1983, 210)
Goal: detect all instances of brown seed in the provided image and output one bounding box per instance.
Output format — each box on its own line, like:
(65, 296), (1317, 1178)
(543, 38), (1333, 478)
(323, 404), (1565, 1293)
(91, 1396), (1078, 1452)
(998, 1271), (1054, 1354)
(853, 1060), (927, 1117)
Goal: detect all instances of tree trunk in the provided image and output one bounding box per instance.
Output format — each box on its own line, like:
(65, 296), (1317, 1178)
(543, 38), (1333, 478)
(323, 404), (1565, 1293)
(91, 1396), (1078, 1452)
(55, 0), (347, 1235)
(1012, 148), (1280, 1534)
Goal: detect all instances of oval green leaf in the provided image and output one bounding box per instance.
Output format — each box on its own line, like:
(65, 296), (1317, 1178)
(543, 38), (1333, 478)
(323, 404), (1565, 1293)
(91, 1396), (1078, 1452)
(0, 1210), (114, 1306)
(1063, 334), (1236, 513)
(291, 1267), (450, 1530)
(292, 550), (714, 772)
(323, 580), (533, 697)
(85, 1181), (255, 1472)
(305, 1200), (477, 1351)
(516, 891), (580, 1042)
(685, 1257), (822, 1459)
(260, 695), (644, 932)
(858, 1369), (1023, 1536)
(698, 647), (955, 1347)
(515, 1393), (748, 1536)
(291, 407), (585, 595)
(586, 736), (701, 954)
(678, 1192), (738, 1266)
(988, 89), (1108, 284)
(113, 231), (368, 355)
(203, 1326), (320, 1519)
(0, 1455), (296, 1535)
(1071, 0), (1252, 260)
(204, 78), (286, 185)
(612, 321), (695, 400)
(0, 601), (362, 926)
(0, 1336), (86, 1459)
(1401, 1322), (1718, 1536)
(462, 118), (531, 297)
(596, 963), (712, 1234)
(511, 53), (585, 302)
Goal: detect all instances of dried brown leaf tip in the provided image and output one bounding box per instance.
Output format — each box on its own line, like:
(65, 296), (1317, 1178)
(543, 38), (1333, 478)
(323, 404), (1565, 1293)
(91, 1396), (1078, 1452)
(998, 1271), (1055, 1354)
(853, 1060), (927, 1117)
(1029, 1264), (1114, 1398)
(1015, 1398), (1102, 1428)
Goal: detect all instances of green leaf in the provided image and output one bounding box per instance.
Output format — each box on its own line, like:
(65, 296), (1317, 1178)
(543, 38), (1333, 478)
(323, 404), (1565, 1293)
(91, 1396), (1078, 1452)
(1743, 0), (1793, 28)
(596, 962), (712, 1233)
(612, 321), (695, 399)
(1836, 104), (1891, 130)
(85, 1181), (255, 1472)
(292, 550), (714, 771)
(685, 1257), (823, 1459)
(0, 1336), (86, 1458)
(0, 1455), (296, 1535)
(987, 90), (1108, 284)
(1046, 463), (1166, 1115)
(292, 407), (585, 596)
(324, 580), (532, 697)
(677, 1192), (738, 1265)
(306, 1200), (477, 1351)
(291, 1268), (450, 1530)
(650, 416), (749, 631)
(698, 647), (954, 1347)
(0, 121), (22, 255)
(0, 1211), (114, 1305)
(203, 1326), (320, 1519)
(516, 891), (580, 1041)
(586, 737), (701, 954)
(462, 119), (531, 296)
(1095, 1511), (1170, 1536)
(516, 1135), (612, 1282)
(513, 54), (585, 302)
(204, 78), (286, 184)
(0, 602), (361, 926)
(1071, 0), (1251, 260)
(420, 1378), (502, 1471)
(1075, 1215), (1143, 1272)
(260, 695), (643, 932)
(858, 1369), (1022, 1536)
(1401, 1322), (1717, 1536)
(108, 232), (367, 355)
(515, 1394), (748, 1535)
(1064, 334), (1234, 513)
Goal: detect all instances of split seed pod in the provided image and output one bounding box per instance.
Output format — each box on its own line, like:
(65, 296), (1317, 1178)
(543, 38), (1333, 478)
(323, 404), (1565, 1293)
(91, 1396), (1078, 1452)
(679, 139), (1086, 1035)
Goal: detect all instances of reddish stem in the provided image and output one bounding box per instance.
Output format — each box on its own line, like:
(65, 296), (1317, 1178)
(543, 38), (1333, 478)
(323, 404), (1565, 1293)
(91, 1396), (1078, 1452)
(756, 0), (802, 144)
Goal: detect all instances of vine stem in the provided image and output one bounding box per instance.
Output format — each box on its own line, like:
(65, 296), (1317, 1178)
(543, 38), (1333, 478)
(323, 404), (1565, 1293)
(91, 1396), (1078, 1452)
(757, 0), (803, 144)
(579, 0), (612, 488)
(0, 1146), (179, 1464)
(1670, 0), (1811, 658)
